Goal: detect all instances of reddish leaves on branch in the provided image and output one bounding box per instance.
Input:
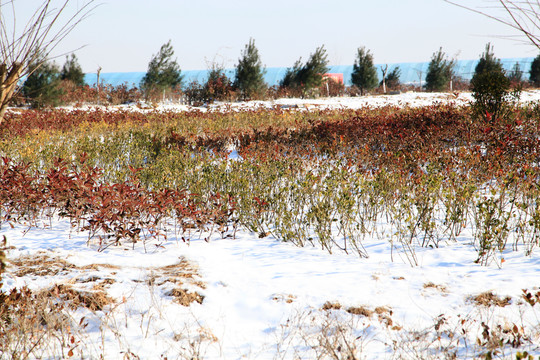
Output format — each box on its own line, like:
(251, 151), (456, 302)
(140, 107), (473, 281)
(0, 157), (235, 248)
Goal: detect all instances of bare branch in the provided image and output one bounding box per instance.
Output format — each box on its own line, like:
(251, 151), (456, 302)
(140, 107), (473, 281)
(0, 0), (98, 124)
(445, 0), (540, 49)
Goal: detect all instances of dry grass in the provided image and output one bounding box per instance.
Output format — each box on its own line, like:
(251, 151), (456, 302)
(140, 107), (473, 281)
(38, 283), (115, 311)
(9, 252), (77, 276)
(1, 250), (209, 358)
(272, 293), (296, 303)
(346, 306), (374, 317)
(147, 257), (207, 292)
(166, 288), (205, 306)
(81, 263), (121, 270)
(468, 291), (512, 307)
(151, 257), (200, 284)
(322, 301), (342, 311)
(423, 281), (448, 293)
(0, 286), (86, 359)
(147, 257), (207, 307)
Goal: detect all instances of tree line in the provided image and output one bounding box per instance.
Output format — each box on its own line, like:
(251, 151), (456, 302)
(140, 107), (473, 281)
(4, 0), (540, 121)
(15, 38), (540, 108)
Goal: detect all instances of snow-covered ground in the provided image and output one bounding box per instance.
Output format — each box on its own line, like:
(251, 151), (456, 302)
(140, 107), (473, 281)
(3, 216), (540, 359)
(2, 91), (540, 359)
(104, 89), (540, 112)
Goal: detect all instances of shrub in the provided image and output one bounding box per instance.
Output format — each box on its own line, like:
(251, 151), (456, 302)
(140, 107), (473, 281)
(319, 77), (345, 97)
(470, 43), (514, 120)
(184, 81), (206, 105)
(204, 64), (235, 102)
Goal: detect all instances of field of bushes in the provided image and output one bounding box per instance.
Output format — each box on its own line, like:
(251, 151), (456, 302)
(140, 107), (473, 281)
(2, 103), (539, 266)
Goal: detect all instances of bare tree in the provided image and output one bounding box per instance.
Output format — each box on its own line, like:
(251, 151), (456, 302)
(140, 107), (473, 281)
(380, 64), (388, 94)
(0, 0), (96, 124)
(445, 0), (540, 49)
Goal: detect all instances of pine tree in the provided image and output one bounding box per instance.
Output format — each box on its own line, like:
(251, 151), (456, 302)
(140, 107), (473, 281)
(473, 43), (504, 76)
(425, 48), (455, 92)
(235, 38), (266, 100)
(299, 46), (329, 93)
(351, 47), (378, 95)
(280, 46), (329, 96)
(470, 43), (511, 120)
(280, 59), (303, 89)
(22, 54), (62, 109)
(508, 62), (523, 84)
(140, 40), (183, 95)
(60, 53), (86, 87)
(529, 54), (540, 87)
(385, 66), (401, 90)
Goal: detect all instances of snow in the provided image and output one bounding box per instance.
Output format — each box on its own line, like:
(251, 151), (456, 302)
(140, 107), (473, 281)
(2, 91), (540, 359)
(3, 217), (539, 359)
(45, 89), (540, 113)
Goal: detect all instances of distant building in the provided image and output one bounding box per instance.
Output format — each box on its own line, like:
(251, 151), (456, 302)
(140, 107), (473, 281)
(323, 73), (344, 84)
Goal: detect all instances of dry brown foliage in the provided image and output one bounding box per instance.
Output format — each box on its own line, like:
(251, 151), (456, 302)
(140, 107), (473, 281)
(346, 306), (374, 317)
(468, 291), (512, 307)
(423, 281), (449, 293)
(322, 301), (342, 311)
(166, 288), (204, 306)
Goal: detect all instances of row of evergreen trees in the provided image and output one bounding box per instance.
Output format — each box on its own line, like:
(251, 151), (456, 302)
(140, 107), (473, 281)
(20, 38), (540, 107)
(140, 40), (397, 100)
(138, 39), (540, 99)
(140, 39), (269, 101)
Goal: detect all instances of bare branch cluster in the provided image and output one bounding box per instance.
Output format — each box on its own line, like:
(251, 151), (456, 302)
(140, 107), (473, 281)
(445, 0), (540, 49)
(0, 0), (96, 123)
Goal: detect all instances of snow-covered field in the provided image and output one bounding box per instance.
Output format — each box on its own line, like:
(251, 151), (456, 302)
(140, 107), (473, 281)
(2, 91), (540, 359)
(84, 89), (540, 113)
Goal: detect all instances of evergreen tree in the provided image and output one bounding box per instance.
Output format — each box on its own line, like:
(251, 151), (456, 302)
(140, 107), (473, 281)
(508, 62), (523, 84)
(280, 59), (303, 89)
(425, 48), (455, 91)
(299, 46), (329, 92)
(60, 53), (86, 87)
(470, 43), (511, 120)
(385, 66), (401, 90)
(280, 46), (329, 96)
(473, 43), (504, 77)
(529, 54), (540, 87)
(22, 53), (62, 109)
(351, 47), (378, 95)
(234, 38), (266, 100)
(140, 40), (183, 95)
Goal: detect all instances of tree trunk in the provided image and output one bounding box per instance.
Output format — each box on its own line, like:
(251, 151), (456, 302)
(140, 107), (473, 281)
(381, 65), (388, 94)
(0, 62), (23, 125)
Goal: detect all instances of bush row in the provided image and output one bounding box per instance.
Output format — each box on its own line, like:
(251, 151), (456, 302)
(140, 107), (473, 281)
(2, 105), (540, 264)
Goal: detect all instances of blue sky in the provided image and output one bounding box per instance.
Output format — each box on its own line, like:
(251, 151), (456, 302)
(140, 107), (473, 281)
(10, 0), (540, 73)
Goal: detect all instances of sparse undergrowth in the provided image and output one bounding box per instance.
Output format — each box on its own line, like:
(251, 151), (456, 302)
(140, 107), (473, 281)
(276, 289), (540, 360)
(1, 250), (208, 359)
